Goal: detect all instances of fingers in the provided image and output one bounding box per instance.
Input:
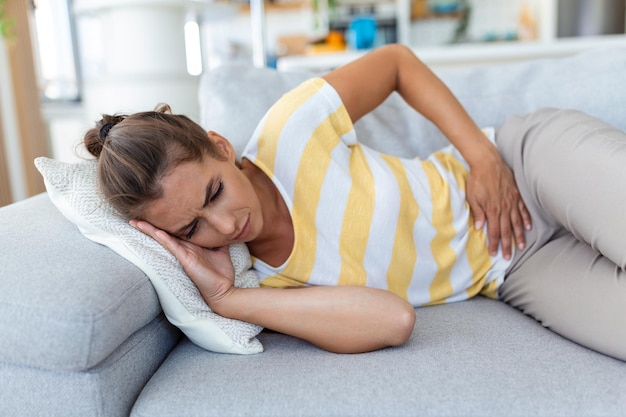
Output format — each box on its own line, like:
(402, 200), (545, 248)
(511, 199), (532, 249)
(498, 210), (512, 260)
(472, 206), (486, 231)
(519, 199), (532, 232)
(484, 198), (532, 261)
(484, 205), (502, 257)
(468, 193), (505, 258)
(509, 204), (525, 252)
(130, 219), (182, 256)
(130, 219), (163, 241)
(467, 154), (532, 262)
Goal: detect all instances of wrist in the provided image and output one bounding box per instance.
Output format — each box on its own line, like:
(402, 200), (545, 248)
(461, 136), (500, 169)
(204, 285), (239, 317)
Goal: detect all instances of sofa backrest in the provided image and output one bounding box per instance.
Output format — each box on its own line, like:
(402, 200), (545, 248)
(199, 46), (626, 160)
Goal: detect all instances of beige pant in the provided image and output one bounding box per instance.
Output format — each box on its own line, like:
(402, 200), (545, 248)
(496, 108), (626, 361)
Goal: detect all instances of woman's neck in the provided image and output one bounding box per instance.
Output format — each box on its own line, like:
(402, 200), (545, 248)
(240, 158), (294, 267)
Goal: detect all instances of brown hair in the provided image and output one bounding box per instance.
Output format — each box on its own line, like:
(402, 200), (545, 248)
(84, 104), (225, 219)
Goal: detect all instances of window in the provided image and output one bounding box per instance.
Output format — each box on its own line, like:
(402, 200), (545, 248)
(32, 0), (80, 101)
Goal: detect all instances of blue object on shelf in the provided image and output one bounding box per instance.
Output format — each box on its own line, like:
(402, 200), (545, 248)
(347, 15), (377, 50)
(431, 1), (460, 14)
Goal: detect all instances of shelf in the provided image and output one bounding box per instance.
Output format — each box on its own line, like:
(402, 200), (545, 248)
(276, 34), (626, 73)
(237, 0), (307, 13)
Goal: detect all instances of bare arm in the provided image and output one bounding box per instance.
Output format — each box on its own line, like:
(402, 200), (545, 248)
(131, 220), (415, 354)
(214, 285), (415, 353)
(323, 44), (531, 259)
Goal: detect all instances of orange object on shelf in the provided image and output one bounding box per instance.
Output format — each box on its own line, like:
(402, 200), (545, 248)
(411, 0), (429, 19)
(307, 30), (347, 54)
(518, 1), (537, 41)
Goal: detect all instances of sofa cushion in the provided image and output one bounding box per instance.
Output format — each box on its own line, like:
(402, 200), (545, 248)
(131, 298), (626, 417)
(34, 157), (264, 355)
(200, 46), (626, 160)
(0, 194), (161, 371)
(0, 314), (180, 417)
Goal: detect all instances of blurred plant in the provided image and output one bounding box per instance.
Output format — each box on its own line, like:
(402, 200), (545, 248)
(312, 0), (337, 13)
(0, 0), (16, 39)
(450, 0), (470, 43)
(311, 0), (337, 34)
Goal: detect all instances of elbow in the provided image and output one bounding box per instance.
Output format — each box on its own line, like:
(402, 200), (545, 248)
(324, 297), (416, 354)
(387, 300), (416, 347)
(379, 43), (415, 59)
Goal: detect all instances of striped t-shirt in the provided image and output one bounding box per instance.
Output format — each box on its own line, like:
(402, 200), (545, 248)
(242, 77), (512, 306)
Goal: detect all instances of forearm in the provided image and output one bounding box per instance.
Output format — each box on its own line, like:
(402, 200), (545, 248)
(209, 285), (416, 354)
(393, 46), (499, 167)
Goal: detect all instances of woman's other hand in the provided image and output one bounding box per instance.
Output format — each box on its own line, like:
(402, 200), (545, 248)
(465, 149), (532, 260)
(130, 219), (236, 307)
(322, 44), (532, 259)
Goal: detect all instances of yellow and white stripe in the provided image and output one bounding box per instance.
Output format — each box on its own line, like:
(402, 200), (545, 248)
(244, 78), (511, 306)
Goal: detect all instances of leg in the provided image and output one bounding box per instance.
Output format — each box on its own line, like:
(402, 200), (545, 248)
(500, 232), (626, 361)
(497, 108), (626, 269)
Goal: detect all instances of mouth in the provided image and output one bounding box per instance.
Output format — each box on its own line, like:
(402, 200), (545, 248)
(233, 215), (251, 242)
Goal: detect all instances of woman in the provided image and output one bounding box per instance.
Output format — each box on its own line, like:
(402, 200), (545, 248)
(85, 44), (626, 359)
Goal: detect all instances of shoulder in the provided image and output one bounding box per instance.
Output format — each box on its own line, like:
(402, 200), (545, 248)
(257, 77), (350, 138)
(275, 77), (344, 113)
(242, 77), (355, 165)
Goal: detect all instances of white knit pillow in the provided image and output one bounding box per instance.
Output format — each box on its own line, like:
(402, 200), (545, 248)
(34, 157), (263, 354)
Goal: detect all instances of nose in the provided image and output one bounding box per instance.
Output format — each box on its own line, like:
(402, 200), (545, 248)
(206, 208), (237, 236)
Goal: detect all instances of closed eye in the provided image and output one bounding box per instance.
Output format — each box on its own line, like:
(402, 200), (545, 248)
(182, 181), (222, 240)
(184, 222), (198, 240)
(178, 180), (223, 240)
(210, 180), (224, 202)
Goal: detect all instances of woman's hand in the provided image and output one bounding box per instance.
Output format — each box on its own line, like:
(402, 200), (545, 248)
(130, 220), (235, 306)
(130, 220), (415, 354)
(465, 151), (531, 260)
(322, 45), (533, 260)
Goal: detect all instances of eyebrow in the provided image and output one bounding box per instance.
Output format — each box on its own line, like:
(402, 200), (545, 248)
(173, 179), (214, 235)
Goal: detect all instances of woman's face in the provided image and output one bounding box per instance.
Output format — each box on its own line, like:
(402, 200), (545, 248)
(141, 135), (263, 249)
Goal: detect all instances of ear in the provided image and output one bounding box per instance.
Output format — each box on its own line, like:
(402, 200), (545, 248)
(207, 131), (236, 163)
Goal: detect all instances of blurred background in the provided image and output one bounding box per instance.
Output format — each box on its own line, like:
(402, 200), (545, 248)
(1, 0), (625, 206)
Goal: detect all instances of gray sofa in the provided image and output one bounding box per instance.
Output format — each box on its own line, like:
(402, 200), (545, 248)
(2, 46), (626, 417)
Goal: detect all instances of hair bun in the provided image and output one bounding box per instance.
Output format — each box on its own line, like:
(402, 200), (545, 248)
(99, 122), (114, 143)
(84, 114), (125, 158)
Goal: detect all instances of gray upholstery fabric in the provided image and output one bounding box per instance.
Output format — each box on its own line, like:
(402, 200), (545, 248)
(0, 314), (181, 417)
(0, 194), (162, 371)
(131, 298), (626, 417)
